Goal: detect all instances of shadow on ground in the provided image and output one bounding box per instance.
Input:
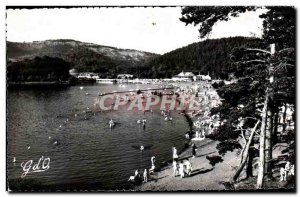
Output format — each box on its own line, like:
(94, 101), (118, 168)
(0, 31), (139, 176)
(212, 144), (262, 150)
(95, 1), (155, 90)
(190, 168), (214, 177)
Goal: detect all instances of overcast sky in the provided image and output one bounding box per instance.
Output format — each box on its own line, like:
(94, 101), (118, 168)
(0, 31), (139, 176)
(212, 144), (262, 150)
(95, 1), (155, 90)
(6, 7), (265, 54)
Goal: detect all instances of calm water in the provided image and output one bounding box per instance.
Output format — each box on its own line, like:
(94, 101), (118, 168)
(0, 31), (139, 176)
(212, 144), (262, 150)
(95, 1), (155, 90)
(7, 84), (190, 190)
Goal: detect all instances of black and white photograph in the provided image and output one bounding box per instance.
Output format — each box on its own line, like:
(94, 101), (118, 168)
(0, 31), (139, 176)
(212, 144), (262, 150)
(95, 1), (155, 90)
(5, 4), (296, 192)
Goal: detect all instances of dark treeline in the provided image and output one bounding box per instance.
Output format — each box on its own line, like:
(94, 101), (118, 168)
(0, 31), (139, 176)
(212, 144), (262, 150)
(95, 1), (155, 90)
(140, 37), (266, 79)
(7, 56), (70, 82)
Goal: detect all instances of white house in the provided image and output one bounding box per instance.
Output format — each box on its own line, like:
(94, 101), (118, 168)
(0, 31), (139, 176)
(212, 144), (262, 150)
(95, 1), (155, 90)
(77, 72), (99, 79)
(195, 72), (212, 81)
(172, 71), (195, 81)
(117, 74), (134, 79)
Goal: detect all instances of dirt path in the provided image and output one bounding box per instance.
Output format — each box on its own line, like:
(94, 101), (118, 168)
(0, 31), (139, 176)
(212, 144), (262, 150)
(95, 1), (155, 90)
(136, 139), (240, 191)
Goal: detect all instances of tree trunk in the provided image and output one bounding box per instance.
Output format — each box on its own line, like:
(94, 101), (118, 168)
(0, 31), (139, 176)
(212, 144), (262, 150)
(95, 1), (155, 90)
(264, 110), (273, 179)
(272, 108), (279, 144)
(239, 129), (247, 165)
(282, 102), (287, 133)
(246, 146), (256, 178)
(232, 120), (260, 182)
(257, 91), (269, 189)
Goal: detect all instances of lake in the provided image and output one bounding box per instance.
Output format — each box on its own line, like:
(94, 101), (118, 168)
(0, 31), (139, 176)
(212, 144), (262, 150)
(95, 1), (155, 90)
(7, 83), (190, 190)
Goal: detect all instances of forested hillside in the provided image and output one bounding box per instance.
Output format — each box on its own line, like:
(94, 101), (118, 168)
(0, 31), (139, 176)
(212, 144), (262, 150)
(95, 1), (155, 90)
(142, 37), (266, 79)
(7, 37), (265, 79)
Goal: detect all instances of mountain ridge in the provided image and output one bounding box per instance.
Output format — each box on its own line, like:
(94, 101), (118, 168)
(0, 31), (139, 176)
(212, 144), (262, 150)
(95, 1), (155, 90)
(7, 39), (158, 77)
(7, 37), (265, 79)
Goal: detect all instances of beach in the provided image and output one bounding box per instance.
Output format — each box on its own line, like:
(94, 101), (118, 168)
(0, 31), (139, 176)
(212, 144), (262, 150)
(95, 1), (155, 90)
(136, 138), (240, 191)
(135, 82), (239, 191)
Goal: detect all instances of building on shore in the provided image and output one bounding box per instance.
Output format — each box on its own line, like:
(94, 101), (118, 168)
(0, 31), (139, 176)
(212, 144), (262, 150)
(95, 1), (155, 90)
(77, 72), (99, 80)
(117, 74), (134, 83)
(172, 71), (195, 82)
(195, 72), (212, 81)
(117, 74), (134, 80)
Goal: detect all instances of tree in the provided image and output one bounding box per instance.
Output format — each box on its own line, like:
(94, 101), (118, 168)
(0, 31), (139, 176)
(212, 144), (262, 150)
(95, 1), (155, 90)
(180, 6), (257, 38)
(181, 6), (295, 188)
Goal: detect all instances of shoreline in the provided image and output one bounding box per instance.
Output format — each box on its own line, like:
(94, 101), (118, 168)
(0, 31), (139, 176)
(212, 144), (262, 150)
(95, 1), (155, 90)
(134, 82), (229, 191)
(135, 138), (240, 191)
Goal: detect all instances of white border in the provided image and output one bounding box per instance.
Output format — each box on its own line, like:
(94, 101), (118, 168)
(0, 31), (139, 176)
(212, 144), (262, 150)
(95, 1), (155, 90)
(1, 1), (299, 196)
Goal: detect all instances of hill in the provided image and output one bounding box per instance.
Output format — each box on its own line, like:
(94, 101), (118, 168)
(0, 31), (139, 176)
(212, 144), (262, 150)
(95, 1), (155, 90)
(7, 37), (265, 79)
(7, 39), (157, 78)
(142, 37), (265, 79)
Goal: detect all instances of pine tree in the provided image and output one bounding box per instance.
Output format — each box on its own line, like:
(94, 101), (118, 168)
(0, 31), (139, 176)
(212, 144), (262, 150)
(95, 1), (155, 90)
(180, 6), (295, 188)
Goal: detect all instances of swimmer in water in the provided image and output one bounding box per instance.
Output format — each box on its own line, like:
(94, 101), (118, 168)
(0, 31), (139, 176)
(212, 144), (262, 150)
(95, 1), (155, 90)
(109, 119), (114, 128)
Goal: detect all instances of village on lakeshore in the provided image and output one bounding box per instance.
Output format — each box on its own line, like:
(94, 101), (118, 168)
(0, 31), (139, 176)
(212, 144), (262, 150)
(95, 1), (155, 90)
(71, 70), (213, 84)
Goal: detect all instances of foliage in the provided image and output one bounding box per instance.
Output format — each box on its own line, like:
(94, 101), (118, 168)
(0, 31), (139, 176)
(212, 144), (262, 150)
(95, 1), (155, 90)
(144, 37), (263, 79)
(211, 80), (225, 89)
(260, 7), (295, 49)
(7, 56), (70, 82)
(180, 6), (257, 38)
(206, 123), (240, 141)
(180, 6), (295, 159)
(216, 141), (242, 156)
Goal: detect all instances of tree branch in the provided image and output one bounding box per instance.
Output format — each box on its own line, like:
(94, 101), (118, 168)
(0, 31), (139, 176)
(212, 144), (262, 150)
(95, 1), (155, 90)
(232, 120), (261, 182)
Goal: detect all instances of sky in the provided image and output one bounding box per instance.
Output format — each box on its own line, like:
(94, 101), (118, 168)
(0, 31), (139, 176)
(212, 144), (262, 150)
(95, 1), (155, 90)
(6, 7), (265, 54)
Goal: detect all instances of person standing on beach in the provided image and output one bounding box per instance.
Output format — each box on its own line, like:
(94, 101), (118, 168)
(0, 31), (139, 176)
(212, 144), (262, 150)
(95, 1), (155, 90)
(135, 169), (139, 178)
(143, 169), (148, 183)
(185, 159), (192, 177)
(192, 143), (197, 158)
(173, 147), (178, 160)
(179, 161), (184, 178)
(149, 164), (155, 174)
(151, 156), (156, 166)
(173, 160), (178, 177)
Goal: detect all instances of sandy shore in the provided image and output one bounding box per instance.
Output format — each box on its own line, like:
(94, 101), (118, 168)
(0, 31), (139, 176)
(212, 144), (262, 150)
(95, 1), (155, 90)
(134, 83), (242, 191)
(135, 83), (237, 191)
(135, 136), (292, 191)
(136, 138), (240, 191)
(134, 83), (294, 191)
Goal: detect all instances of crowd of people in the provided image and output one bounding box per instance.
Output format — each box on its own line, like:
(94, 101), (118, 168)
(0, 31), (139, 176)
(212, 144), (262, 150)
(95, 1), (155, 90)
(171, 144), (197, 178)
(128, 156), (156, 184)
(173, 159), (193, 178)
(192, 113), (221, 139)
(280, 161), (295, 182)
